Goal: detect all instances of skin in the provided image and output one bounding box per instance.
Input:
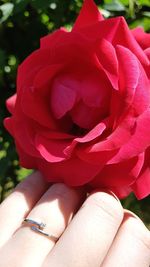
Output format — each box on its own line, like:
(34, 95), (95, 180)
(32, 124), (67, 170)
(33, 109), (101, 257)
(0, 171), (149, 267)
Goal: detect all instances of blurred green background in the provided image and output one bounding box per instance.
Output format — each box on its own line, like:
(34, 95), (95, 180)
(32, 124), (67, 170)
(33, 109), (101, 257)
(0, 0), (150, 228)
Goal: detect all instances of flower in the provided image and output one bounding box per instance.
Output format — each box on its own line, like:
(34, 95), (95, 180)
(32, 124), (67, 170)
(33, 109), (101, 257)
(4, 0), (150, 199)
(131, 27), (150, 80)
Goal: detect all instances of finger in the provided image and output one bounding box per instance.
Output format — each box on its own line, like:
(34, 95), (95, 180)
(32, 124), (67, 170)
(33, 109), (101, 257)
(0, 183), (85, 267)
(101, 210), (150, 267)
(43, 191), (123, 267)
(0, 171), (49, 248)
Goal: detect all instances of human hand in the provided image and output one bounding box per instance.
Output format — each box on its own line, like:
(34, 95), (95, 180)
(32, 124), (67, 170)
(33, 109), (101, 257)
(0, 172), (149, 267)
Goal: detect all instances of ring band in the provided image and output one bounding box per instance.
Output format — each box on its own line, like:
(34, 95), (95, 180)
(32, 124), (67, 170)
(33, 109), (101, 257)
(24, 218), (46, 230)
(23, 218), (59, 242)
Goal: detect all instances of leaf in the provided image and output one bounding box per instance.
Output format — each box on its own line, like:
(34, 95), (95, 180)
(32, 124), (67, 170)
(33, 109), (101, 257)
(100, 8), (111, 18)
(130, 18), (150, 31)
(138, 0), (150, 7)
(0, 3), (14, 23)
(142, 11), (150, 17)
(120, 0), (129, 5)
(104, 0), (125, 11)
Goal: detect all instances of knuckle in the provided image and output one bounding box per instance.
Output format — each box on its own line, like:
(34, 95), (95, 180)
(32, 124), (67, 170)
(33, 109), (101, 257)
(50, 183), (76, 202)
(13, 172), (45, 199)
(142, 231), (150, 250)
(86, 191), (123, 223)
(14, 175), (36, 195)
(123, 211), (150, 250)
(14, 182), (34, 200)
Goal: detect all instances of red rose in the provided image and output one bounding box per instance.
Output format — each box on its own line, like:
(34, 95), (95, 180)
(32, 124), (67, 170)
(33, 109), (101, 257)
(4, 0), (150, 199)
(132, 27), (150, 50)
(131, 27), (150, 80)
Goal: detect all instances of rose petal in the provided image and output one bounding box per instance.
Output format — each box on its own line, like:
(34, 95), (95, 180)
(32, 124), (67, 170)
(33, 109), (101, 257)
(64, 120), (107, 156)
(3, 117), (14, 136)
(145, 48), (150, 59)
(111, 18), (149, 66)
(77, 17), (149, 66)
(40, 28), (68, 49)
(13, 115), (41, 158)
(6, 94), (17, 115)
(108, 46), (140, 125)
(50, 74), (78, 119)
(104, 185), (132, 199)
(132, 166), (150, 199)
(81, 69), (112, 108)
(41, 31), (92, 66)
(17, 49), (52, 90)
(73, 0), (103, 31)
(109, 108), (150, 163)
(35, 134), (70, 162)
(71, 101), (106, 129)
(37, 130), (74, 140)
(131, 148), (150, 199)
(37, 156), (103, 186)
(89, 155), (143, 188)
(16, 141), (37, 169)
(116, 45), (140, 103)
(132, 63), (150, 115)
(33, 64), (63, 93)
(96, 39), (119, 89)
(21, 86), (58, 130)
(131, 27), (150, 50)
(77, 113), (136, 164)
(20, 64), (62, 129)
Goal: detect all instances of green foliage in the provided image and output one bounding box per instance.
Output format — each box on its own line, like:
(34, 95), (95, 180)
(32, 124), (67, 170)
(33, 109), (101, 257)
(0, 0), (150, 227)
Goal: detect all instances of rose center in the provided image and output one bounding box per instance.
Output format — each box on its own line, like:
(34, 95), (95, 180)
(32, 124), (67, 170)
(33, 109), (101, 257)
(50, 72), (111, 131)
(70, 123), (87, 136)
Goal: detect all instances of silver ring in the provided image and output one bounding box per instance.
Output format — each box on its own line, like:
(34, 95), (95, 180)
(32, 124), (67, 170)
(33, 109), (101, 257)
(23, 218), (59, 242)
(24, 218), (46, 230)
